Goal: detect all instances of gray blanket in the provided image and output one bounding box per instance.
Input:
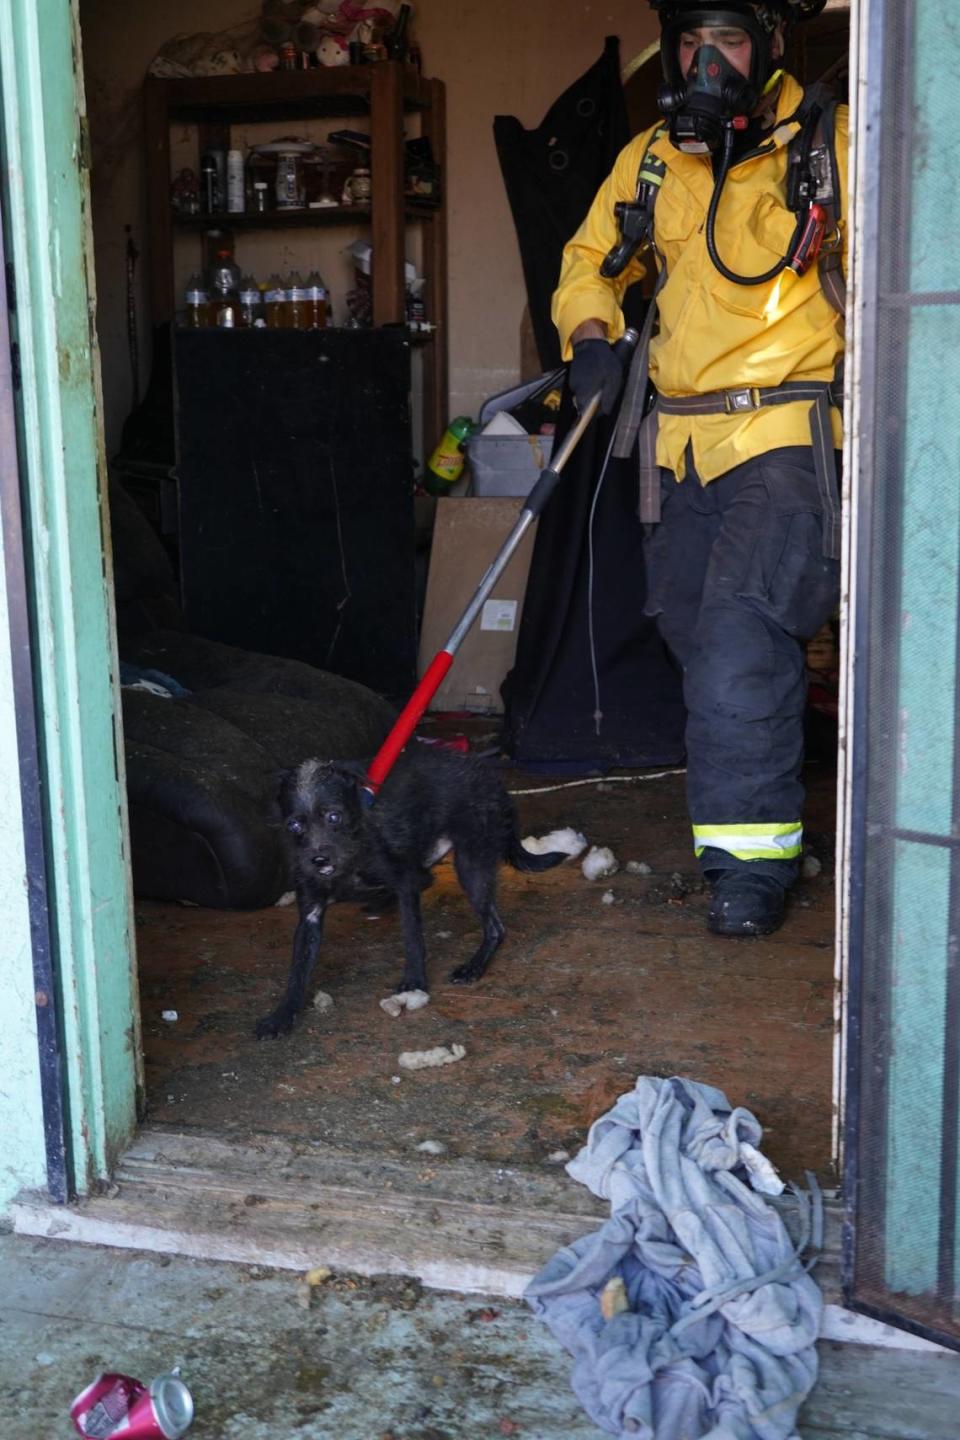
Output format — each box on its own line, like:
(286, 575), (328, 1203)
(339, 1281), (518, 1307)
(525, 1076), (822, 1439)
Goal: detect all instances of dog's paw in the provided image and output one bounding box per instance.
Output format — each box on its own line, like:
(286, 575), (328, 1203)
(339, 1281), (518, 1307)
(447, 961), (485, 985)
(254, 1008), (296, 1039)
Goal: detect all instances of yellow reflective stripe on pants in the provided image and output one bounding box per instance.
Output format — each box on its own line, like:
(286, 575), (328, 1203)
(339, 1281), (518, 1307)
(692, 823), (803, 861)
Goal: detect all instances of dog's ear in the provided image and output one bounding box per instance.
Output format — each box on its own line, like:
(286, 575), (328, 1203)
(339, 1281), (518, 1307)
(337, 759), (369, 783)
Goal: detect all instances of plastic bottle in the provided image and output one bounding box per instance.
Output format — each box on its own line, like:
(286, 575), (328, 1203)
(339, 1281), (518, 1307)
(264, 272), (286, 328)
(226, 149), (246, 214)
(386, 2), (412, 60)
(287, 270), (307, 330)
(425, 416), (475, 495)
(239, 276), (263, 328)
(184, 274), (210, 328)
(209, 246), (242, 328)
(303, 270), (329, 329)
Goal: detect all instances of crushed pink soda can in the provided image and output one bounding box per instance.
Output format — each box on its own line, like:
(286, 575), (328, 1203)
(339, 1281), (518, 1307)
(70, 1368), (194, 1438)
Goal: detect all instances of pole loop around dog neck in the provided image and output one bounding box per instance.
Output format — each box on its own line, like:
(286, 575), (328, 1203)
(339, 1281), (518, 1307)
(363, 649), (455, 801)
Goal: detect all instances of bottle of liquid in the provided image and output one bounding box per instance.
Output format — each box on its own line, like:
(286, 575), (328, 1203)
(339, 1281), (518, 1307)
(264, 272), (286, 328)
(226, 149), (246, 214)
(425, 416), (475, 495)
(199, 152), (220, 213)
(209, 246), (242, 328)
(239, 275), (263, 328)
(287, 270), (307, 330)
(386, 2), (412, 60)
(303, 270), (329, 329)
(183, 275), (210, 327)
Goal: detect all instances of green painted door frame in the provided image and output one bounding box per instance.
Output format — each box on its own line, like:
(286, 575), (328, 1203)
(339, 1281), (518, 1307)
(0, 0), (141, 1206)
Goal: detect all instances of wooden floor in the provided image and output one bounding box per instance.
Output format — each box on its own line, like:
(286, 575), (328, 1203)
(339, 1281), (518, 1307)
(134, 757), (839, 1185)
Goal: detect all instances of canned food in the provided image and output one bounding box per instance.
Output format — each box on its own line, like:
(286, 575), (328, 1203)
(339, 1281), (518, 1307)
(71, 1369), (194, 1438)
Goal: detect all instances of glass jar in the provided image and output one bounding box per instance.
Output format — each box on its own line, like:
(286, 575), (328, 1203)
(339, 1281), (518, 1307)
(275, 150), (305, 210)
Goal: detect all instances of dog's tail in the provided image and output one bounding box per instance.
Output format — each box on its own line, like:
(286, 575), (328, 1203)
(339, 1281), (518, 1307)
(507, 831), (569, 873)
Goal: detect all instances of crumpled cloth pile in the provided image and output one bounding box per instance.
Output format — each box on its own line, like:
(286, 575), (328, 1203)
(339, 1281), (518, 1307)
(525, 1076), (823, 1440)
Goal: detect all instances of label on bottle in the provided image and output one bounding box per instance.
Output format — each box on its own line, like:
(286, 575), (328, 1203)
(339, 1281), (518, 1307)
(290, 287), (308, 302)
(185, 290), (208, 305)
(239, 290), (260, 305)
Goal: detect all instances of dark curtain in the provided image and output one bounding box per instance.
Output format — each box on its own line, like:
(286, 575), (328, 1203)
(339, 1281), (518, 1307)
(502, 389), (686, 771)
(493, 36), (631, 371)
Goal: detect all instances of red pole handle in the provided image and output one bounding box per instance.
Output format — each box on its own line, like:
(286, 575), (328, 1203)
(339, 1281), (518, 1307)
(364, 649), (454, 794)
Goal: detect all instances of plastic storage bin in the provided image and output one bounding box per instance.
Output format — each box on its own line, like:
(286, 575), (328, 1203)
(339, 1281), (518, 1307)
(466, 365), (564, 498)
(466, 432), (554, 497)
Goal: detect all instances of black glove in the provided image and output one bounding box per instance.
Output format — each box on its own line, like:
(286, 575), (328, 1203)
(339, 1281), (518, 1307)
(569, 338), (626, 416)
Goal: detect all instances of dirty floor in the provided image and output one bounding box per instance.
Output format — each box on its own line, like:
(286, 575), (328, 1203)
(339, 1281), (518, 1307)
(135, 751), (837, 1184)
(3, 1234), (959, 1440)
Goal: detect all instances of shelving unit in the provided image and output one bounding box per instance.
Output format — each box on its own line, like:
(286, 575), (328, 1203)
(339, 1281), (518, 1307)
(143, 61), (448, 448)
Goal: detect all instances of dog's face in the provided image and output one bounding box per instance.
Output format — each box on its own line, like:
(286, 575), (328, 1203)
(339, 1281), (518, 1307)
(277, 760), (366, 882)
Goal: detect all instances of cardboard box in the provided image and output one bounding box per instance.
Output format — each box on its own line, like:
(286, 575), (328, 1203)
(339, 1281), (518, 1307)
(418, 497), (538, 713)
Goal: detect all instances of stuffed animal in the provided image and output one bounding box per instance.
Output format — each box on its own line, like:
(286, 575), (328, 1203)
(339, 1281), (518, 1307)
(261, 0), (404, 69)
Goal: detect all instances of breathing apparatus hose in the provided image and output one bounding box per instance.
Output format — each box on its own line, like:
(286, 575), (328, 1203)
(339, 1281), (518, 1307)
(705, 123), (806, 287)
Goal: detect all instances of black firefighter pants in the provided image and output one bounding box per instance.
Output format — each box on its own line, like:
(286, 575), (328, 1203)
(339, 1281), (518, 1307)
(642, 445), (841, 886)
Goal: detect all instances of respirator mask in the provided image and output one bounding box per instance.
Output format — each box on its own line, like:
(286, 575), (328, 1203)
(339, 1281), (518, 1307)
(654, 4), (782, 153)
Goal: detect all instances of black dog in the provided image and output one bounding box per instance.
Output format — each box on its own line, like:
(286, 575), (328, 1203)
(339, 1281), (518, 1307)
(255, 747), (568, 1038)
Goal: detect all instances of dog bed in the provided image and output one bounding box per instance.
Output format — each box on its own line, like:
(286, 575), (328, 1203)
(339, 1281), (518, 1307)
(110, 481), (395, 909)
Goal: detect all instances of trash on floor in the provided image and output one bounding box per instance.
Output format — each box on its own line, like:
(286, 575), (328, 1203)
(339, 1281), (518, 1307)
(398, 1043), (467, 1071)
(313, 990), (335, 1013)
(581, 845), (619, 880)
(526, 1075), (823, 1440)
(298, 1265), (333, 1308)
(522, 827), (588, 858)
(380, 989), (431, 1018)
(71, 1367), (194, 1438)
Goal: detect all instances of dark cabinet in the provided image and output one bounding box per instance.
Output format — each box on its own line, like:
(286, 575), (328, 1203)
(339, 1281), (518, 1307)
(174, 327), (417, 700)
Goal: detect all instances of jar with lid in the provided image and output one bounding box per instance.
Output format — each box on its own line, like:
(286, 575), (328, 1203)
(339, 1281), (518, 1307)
(275, 150), (305, 210)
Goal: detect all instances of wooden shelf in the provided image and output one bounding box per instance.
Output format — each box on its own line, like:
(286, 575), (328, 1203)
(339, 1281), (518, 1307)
(151, 64), (431, 120)
(171, 201), (440, 231)
(144, 61), (448, 451)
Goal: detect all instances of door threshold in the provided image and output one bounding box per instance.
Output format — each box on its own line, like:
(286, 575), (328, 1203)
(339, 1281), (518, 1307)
(10, 1124), (944, 1353)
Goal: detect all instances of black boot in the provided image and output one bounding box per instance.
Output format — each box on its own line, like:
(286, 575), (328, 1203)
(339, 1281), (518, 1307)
(707, 871), (786, 937)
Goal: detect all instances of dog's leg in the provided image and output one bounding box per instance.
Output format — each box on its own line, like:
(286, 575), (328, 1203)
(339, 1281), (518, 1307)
(396, 883), (429, 994)
(448, 851), (505, 985)
(255, 903), (326, 1038)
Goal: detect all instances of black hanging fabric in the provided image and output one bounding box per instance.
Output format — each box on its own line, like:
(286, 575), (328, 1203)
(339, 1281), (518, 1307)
(502, 389), (686, 772)
(493, 36), (631, 371)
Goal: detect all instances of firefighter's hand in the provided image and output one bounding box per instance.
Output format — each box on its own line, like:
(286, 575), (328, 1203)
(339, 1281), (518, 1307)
(569, 338), (625, 416)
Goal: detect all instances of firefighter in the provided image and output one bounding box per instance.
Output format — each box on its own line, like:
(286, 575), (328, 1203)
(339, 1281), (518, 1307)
(555, 0), (847, 936)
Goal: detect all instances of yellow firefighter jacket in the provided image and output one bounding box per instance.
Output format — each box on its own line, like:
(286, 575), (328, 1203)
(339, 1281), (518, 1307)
(552, 72), (849, 484)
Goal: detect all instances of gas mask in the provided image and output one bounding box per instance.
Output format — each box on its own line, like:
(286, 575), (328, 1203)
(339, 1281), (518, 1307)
(654, 4), (783, 153)
(661, 41), (760, 153)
